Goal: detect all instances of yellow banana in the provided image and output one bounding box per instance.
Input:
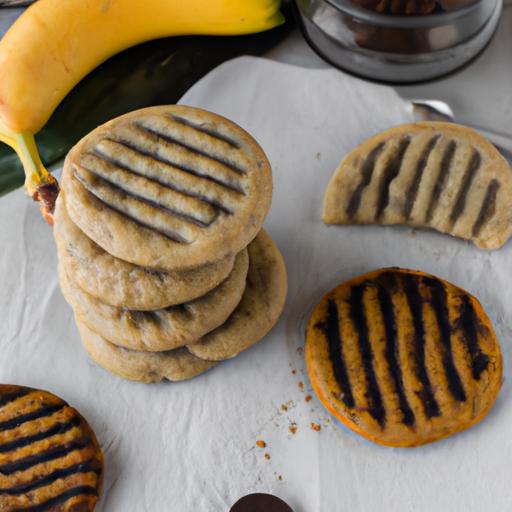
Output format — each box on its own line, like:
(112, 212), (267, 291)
(0, 0), (283, 217)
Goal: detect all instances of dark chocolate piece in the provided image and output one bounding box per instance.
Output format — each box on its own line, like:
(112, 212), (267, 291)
(230, 493), (294, 512)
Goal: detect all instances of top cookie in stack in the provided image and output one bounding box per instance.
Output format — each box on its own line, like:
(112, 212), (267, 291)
(61, 105), (273, 271)
(54, 105), (287, 383)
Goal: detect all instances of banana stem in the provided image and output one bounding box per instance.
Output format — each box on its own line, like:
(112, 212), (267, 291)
(0, 118), (59, 224)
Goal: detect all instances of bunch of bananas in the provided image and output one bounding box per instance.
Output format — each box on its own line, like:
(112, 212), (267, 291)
(0, 0), (284, 220)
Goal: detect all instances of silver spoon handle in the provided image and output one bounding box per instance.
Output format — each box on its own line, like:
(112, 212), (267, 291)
(411, 101), (512, 164)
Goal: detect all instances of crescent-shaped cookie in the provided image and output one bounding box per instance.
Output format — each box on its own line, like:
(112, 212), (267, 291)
(323, 122), (512, 249)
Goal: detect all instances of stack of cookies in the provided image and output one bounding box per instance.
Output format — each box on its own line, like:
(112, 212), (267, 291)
(53, 106), (287, 383)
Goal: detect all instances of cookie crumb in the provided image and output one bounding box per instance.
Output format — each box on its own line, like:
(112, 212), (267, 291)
(311, 423), (321, 432)
(298, 381), (305, 391)
(264, 453), (271, 460)
(305, 395), (312, 403)
(278, 475), (283, 481)
(291, 369), (297, 375)
(256, 440), (267, 448)
(289, 423), (298, 435)
(280, 400), (294, 412)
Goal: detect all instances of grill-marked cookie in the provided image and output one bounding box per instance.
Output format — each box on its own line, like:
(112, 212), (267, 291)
(323, 122), (512, 249)
(76, 320), (216, 384)
(59, 249), (249, 352)
(188, 230), (287, 361)
(54, 193), (236, 310)
(306, 268), (502, 447)
(0, 385), (103, 511)
(61, 105), (272, 270)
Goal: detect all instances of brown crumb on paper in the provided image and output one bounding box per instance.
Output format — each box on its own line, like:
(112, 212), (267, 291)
(298, 381), (305, 391)
(291, 369), (297, 375)
(278, 475), (283, 481)
(305, 395), (312, 403)
(256, 440), (267, 448)
(289, 423), (298, 435)
(311, 423), (321, 432)
(264, 453), (271, 460)
(296, 347), (304, 356)
(280, 400), (294, 412)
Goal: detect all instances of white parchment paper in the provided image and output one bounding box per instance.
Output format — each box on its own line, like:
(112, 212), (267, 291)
(1, 57), (511, 512)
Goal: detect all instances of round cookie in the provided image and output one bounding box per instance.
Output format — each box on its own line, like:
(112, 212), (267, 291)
(54, 192), (236, 310)
(306, 268), (503, 447)
(59, 249), (249, 352)
(188, 230), (287, 361)
(76, 320), (216, 384)
(0, 385), (103, 510)
(61, 105), (272, 270)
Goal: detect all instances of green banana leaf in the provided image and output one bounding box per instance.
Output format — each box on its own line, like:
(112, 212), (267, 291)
(0, 16), (292, 196)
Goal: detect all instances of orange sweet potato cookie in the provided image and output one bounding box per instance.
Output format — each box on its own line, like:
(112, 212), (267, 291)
(0, 385), (103, 510)
(306, 268), (502, 447)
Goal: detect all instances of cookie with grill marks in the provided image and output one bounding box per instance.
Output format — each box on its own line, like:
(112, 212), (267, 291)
(59, 249), (249, 352)
(54, 192), (236, 310)
(188, 230), (287, 361)
(323, 122), (512, 249)
(0, 385), (103, 511)
(76, 320), (216, 383)
(306, 268), (502, 447)
(61, 105), (272, 271)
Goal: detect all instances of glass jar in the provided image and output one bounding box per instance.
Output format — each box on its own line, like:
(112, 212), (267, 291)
(295, 0), (502, 82)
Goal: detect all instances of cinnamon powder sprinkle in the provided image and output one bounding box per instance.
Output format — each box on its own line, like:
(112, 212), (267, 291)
(256, 440), (267, 448)
(311, 423), (321, 432)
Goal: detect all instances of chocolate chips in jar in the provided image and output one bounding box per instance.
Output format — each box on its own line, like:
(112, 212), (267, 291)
(351, 0), (478, 14)
(351, 0), (436, 15)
